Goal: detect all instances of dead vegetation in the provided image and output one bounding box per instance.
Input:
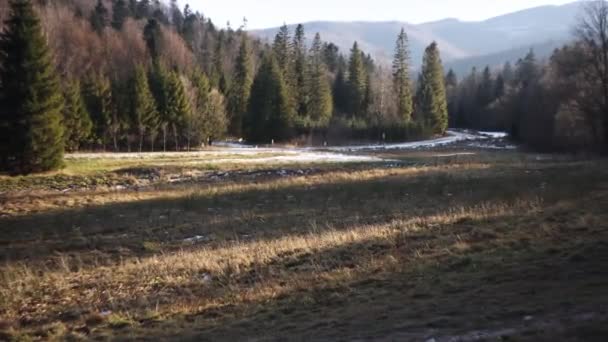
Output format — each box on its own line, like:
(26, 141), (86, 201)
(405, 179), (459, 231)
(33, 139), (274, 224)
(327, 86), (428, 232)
(0, 150), (607, 341)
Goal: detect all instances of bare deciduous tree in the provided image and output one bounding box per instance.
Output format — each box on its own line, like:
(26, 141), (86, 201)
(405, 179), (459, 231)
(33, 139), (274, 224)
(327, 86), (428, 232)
(575, 0), (608, 147)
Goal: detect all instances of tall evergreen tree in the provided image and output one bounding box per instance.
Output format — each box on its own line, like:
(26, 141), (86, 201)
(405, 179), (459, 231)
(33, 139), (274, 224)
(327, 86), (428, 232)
(445, 69), (459, 127)
(0, 0), (65, 174)
(130, 65), (158, 152)
(165, 71), (191, 150)
(292, 24), (309, 120)
(228, 35), (253, 137)
(149, 61), (171, 151)
(307, 33), (333, 129)
(415, 42), (448, 134)
(144, 18), (163, 59)
(83, 74), (112, 149)
(392, 28), (414, 123)
(90, 0), (109, 34)
(63, 80), (93, 152)
(348, 42), (367, 118)
(332, 66), (350, 115)
(272, 24), (292, 75)
(245, 53), (295, 143)
(111, 0), (129, 30)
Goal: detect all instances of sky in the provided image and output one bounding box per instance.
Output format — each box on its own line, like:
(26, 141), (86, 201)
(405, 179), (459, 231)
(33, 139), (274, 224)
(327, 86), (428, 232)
(185, 0), (577, 30)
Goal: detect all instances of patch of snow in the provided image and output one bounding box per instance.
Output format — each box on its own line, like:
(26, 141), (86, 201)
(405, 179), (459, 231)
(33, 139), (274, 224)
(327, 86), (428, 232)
(435, 152), (477, 157)
(183, 235), (210, 243)
(479, 131), (509, 139)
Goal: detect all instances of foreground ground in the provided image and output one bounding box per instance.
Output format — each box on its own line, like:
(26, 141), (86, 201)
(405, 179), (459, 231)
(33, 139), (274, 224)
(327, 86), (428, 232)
(1, 137), (607, 341)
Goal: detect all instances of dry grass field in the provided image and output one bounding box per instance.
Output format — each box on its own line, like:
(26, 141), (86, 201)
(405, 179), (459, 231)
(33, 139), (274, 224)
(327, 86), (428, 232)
(1, 147), (607, 341)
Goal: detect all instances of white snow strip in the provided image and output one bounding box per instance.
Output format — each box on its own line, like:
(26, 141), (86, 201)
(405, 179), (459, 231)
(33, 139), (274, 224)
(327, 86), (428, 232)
(324, 130), (485, 152)
(479, 131), (509, 139)
(66, 130), (511, 164)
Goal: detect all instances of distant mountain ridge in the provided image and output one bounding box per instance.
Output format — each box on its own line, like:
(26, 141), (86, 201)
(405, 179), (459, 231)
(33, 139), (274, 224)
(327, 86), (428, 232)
(251, 1), (583, 74)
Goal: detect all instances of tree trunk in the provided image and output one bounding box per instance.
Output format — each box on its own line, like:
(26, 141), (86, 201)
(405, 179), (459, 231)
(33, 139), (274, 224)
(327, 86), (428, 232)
(173, 124), (178, 151)
(163, 126), (167, 152)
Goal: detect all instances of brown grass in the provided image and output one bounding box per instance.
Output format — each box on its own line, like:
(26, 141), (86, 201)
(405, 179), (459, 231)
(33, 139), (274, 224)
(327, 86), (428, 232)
(0, 151), (607, 341)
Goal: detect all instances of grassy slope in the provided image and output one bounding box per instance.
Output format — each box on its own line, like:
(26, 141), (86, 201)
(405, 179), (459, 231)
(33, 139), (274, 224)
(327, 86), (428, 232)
(0, 150), (607, 341)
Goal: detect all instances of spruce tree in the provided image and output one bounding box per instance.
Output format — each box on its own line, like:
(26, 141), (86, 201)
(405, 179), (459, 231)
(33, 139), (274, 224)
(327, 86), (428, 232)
(0, 0), (65, 174)
(165, 71), (191, 150)
(348, 42), (367, 118)
(83, 74), (112, 149)
(228, 35), (253, 137)
(149, 60), (170, 151)
(90, 0), (109, 34)
(392, 28), (414, 124)
(293, 24), (309, 121)
(245, 53), (295, 143)
(272, 24), (292, 75)
(333, 66), (350, 115)
(63, 80), (93, 152)
(112, 0), (129, 30)
(130, 65), (158, 152)
(307, 33), (333, 129)
(144, 19), (163, 59)
(415, 42), (448, 134)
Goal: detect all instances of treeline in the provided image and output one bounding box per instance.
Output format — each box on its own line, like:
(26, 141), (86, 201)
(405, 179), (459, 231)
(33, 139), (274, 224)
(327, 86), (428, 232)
(447, 1), (608, 152)
(0, 0), (450, 174)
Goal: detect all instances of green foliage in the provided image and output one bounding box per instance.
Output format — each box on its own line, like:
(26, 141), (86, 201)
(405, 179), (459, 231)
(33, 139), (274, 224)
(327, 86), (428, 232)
(0, 0), (65, 174)
(83, 74), (112, 148)
(187, 70), (221, 145)
(293, 24), (309, 120)
(165, 70), (191, 150)
(245, 53), (295, 143)
(62, 80), (93, 152)
(416, 42), (448, 135)
(143, 19), (163, 59)
(392, 28), (414, 124)
(130, 64), (158, 152)
(348, 42), (368, 118)
(227, 35), (253, 137)
(307, 33), (333, 129)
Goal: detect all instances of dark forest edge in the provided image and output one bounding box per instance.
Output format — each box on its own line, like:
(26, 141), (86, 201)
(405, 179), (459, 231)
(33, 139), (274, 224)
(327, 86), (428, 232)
(0, 0), (607, 175)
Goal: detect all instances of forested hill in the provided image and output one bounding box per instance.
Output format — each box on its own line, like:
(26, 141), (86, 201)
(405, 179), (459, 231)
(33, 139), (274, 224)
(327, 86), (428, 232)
(1, 0), (608, 176)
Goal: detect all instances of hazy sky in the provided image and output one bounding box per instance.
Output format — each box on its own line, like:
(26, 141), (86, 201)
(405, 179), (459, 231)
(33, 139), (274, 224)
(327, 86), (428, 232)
(186, 0), (577, 29)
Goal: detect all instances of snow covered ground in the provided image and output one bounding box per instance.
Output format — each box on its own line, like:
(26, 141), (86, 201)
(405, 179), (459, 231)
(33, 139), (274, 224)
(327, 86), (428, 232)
(67, 130), (513, 164)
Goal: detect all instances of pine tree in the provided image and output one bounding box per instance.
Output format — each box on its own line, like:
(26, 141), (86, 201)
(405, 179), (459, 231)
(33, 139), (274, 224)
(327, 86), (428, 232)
(130, 65), (158, 152)
(245, 53), (295, 143)
(333, 66), (350, 115)
(415, 42), (448, 134)
(445, 69), (459, 127)
(293, 24), (309, 121)
(111, 0), (129, 30)
(144, 19), (163, 59)
(307, 33), (333, 129)
(165, 71), (191, 150)
(63, 80), (93, 152)
(348, 42), (367, 118)
(90, 0), (109, 34)
(227, 35), (253, 137)
(83, 74), (112, 149)
(149, 60), (170, 151)
(272, 24), (292, 75)
(392, 28), (414, 124)
(0, 0), (65, 174)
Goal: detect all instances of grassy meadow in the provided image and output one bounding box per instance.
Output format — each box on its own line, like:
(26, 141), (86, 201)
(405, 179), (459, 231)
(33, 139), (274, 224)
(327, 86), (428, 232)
(1, 148), (607, 341)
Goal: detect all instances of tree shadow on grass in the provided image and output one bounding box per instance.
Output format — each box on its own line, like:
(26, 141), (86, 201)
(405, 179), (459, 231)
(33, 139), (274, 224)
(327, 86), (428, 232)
(0, 163), (603, 268)
(82, 204), (608, 341)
